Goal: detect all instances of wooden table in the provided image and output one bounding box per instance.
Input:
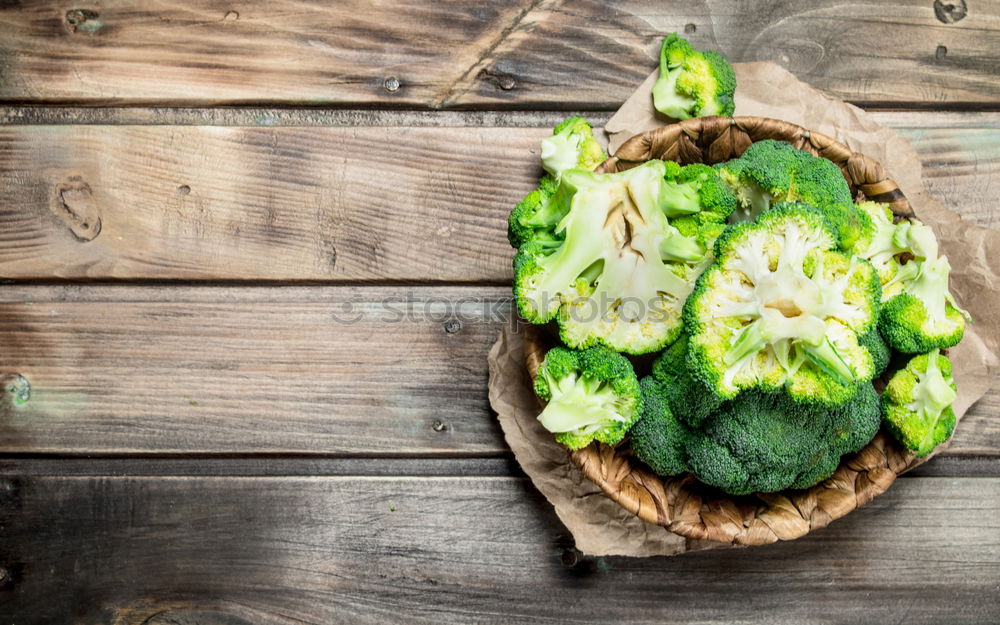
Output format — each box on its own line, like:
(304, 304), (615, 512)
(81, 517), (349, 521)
(1, 2), (999, 623)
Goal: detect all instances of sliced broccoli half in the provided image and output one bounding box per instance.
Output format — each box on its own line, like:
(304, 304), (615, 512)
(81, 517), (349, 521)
(513, 160), (724, 354)
(686, 384), (881, 495)
(883, 349), (958, 457)
(685, 204), (881, 405)
(533, 345), (642, 450)
(652, 33), (736, 120)
(877, 220), (969, 353)
(508, 116), (605, 248)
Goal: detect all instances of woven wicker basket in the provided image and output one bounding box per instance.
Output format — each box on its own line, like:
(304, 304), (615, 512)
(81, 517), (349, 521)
(523, 115), (930, 546)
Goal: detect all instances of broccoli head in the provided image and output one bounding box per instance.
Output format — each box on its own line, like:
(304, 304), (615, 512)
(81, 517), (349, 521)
(717, 140), (866, 250)
(878, 221), (969, 353)
(533, 345), (641, 450)
(649, 333), (724, 428)
(630, 376), (693, 476)
(652, 33), (736, 120)
(883, 349), (957, 457)
(540, 116), (606, 180)
(513, 160), (721, 354)
(685, 204), (881, 405)
(508, 116), (605, 248)
(686, 384), (881, 494)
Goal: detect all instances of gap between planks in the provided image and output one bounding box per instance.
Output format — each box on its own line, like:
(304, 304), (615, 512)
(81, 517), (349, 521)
(0, 455), (995, 478)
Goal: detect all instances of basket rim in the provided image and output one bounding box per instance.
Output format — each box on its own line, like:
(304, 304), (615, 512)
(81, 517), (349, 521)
(524, 115), (929, 546)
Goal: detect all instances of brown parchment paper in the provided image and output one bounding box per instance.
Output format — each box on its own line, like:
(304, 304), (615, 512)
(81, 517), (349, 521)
(488, 62), (1000, 557)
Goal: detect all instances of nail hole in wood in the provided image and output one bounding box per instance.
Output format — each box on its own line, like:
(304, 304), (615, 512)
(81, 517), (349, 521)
(936, 45), (948, 60)
(383, 76), (400, 92)
(443, 319), (461, 334)
(177, 184), (191, 195)
(684, 23), (696, 34)
(432, 419), (447, 432)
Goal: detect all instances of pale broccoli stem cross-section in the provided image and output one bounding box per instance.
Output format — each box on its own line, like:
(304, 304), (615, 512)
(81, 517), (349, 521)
(536, 370), (626, 435)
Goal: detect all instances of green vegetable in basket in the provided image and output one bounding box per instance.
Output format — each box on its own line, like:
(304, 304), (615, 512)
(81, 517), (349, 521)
(508, 116), (606, 248)
(684, 204), (881, 406)
(716, 140), (871, 251)
(512, 160), (736, 354)
(684, 384), (881, 494)
(882, 349), (957, 457)
(652, 33), (736, 120)
(878, 223), (969, 354)
(629, 376), (693, 476)
(532, 345), (641, 450)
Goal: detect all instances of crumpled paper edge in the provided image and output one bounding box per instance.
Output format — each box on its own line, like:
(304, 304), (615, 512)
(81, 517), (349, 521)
(489, 62), (1000, 557)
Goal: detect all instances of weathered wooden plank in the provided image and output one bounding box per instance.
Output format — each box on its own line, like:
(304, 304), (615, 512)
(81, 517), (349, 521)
(0, 286), (512, 455)
(0, 285), (996, 456)
(1, 119), (998, 282)
(1, 1), (998, 107)
(0, 475), (997, 623)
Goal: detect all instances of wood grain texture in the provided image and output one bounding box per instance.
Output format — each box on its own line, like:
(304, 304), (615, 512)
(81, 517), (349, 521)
(0, 475), (997, 624)
(0, 1), (998, 107)
(0, 285), (997, 456)
(0, 286), (512, 454)
(0, 117), (998, 281)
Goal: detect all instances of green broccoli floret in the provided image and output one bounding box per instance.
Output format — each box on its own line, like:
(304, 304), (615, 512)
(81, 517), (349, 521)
(508, 117), (605, 248)
(883, 349), (958, 457)
(686, 384), (880, 494)
(540, 116), (606, 180)
(851, 201), (909, 284)
(717, 140), (864, 250)
(652, 33), (736, 120)
(630, 376), (693, 476)
(533, 345), (642, 450)
(513, 160), (720, 354)
(878, 221), (969, 353)
(685, 204), (881, 406)
(667, 163), (739, 231)
(507, 175), (563, 248)
(649, 333), (724, 428)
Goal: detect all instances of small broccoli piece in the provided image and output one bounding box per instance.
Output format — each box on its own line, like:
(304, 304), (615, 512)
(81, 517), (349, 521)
(878, 222), (969, 353)
(630, 377), (693, 476)
(686, 384), (880, 495)
(513, 160), (719, 354)
(851, 201), (909, 284)
(685, 204), (881, 406)
(717, 141), (862, 249)
(540, 116), (606, 180)
(652, 33), (736, 120)
(533, 345), (642, 450)
(507, 175), (563, 248)
(649, 333), (724, 427)
(508, 117), (605, 248)
(883, 349), (958, 457)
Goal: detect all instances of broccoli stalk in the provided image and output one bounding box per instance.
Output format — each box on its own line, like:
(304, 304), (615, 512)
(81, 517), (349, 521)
(652, 33), (736, 120)
(533, 345), (641, 450)
(685, 204), (880, 405)
(883, 349), (958, 457)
